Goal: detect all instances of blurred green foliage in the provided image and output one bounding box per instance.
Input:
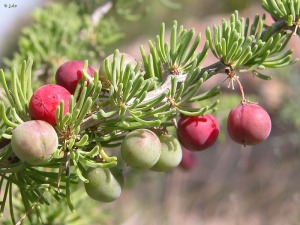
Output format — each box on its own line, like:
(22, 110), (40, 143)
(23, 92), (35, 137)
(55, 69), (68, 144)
(3, 1), (123, 86)
(1, 183), (110, 225)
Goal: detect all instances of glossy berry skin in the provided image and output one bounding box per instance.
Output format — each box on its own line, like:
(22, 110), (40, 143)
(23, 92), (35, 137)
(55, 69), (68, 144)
(227, 103), (271, 146)
(177, 114), (220, 151)
(29, 84), (71, 126)
(55, 60), (95, 94)
(150, 134), (182, 172)
(84, 167), (123, 202)
(121, 129), (161, 170)
(11, 120), (58, 165)
(179, 146), (197, 171)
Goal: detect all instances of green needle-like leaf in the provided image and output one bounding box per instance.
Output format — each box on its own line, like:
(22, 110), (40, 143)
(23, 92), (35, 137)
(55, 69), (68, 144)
(74, 98), (93, 129)
(0, 103), (18, 128)
(130, 113), (161, 126)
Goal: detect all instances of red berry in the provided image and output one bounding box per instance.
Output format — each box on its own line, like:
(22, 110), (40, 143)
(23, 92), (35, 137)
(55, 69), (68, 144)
(55, 60), (95, 94)
(177, 114), (219, 151)
(29, 84), (71, 126)
(179, 146), (197, 171)
(227, 103), (272, 146)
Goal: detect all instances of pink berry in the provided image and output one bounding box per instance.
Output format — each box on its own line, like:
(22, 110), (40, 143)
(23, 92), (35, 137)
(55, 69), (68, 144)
(179, 146), (197, 171)
(177, 114), (219, 151)
(55, 60), (95, 94)
(227, 103), (272, 146)
(11, 120), (58, 165)
(29, 84), (71, 126)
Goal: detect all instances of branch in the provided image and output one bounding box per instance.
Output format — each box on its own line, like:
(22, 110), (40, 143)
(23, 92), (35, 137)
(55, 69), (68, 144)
(129, 74), (187, 104)
(0, 138), (10, 149)
(79, 61), (225, 131)
(261, 18), (288, 39)
(79, 18), (293, 132)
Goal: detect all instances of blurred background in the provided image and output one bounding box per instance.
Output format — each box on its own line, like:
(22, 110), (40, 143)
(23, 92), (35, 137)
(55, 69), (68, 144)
(1, 0), (300, 224)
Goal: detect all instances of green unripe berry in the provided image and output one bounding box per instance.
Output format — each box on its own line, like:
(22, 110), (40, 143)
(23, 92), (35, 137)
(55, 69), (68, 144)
(84, 167), (123, 202)
(151, 134), (182, 172)
(121, 129), (161, 170)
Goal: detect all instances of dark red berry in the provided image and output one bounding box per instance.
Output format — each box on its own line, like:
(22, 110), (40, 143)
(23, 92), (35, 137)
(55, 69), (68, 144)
(179, 146), (197, 171)
(29, 84), (71, 126)
(177, 114), (219, 151)
(55, 60), (95, 94)
(227, 103), (271, 146)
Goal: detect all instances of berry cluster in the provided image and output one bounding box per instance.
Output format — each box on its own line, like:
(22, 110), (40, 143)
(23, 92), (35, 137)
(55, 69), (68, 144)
(1, 1), (299, 221)
(121, 129), (182, 171)
(9, 56), (273, 203)
(176, 103), (271, 152)
(12, 60), (94, 165)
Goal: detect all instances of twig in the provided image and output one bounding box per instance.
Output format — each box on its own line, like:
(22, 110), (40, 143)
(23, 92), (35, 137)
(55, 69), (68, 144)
(128, 73), (188, 105)
(16, 189), (48, 225)
(79, 62), (226, 131)
(261, 18), (287, 39)
(91, 0), (113, 26)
